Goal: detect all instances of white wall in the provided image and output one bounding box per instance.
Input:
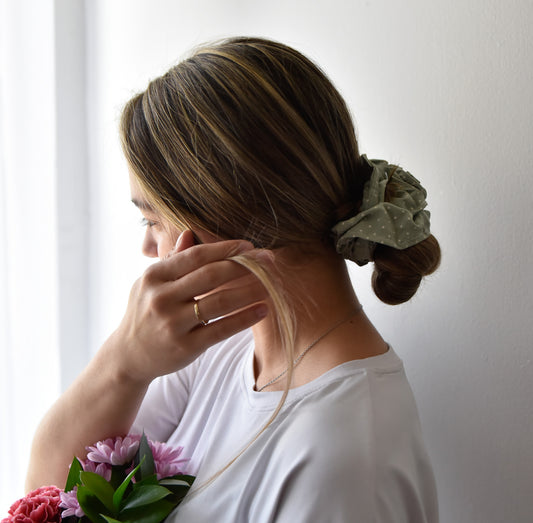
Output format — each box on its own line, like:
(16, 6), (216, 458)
(74, 1), (533, 521)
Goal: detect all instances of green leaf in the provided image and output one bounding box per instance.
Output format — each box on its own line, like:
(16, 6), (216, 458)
(119, 498), (176, 523)
(76, 485), (109, 523)
(159, 479), (190, 488)
(65, 457), (84, 492)
(79, 471), (116, 514)
(122, 485), (172, 510)
(159, 476), (195, 488)
(112, 461), (142, 512)
(109, 464), (129, 490)
(101, 517), (122, 523)
(135, 474), (158, 486)
(159, 475), (195, 503)
(134, 433), (155, 481)
(162, 474), (195, 484)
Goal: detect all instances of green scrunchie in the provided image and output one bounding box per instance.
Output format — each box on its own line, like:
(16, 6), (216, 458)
(332, 155), (431, 266)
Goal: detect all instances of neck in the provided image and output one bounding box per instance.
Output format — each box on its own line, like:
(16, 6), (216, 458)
(251, 247), (385, 391)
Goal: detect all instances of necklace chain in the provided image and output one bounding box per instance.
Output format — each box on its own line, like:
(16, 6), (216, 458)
(255, 305), (363, 392)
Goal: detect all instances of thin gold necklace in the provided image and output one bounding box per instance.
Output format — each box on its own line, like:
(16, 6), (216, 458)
(255, 305), (363, 392)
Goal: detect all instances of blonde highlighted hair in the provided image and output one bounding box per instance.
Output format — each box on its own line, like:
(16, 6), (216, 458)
(120, 36), (440, 485)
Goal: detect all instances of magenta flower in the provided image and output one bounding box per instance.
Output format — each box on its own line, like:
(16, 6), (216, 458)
(59, 488), (84, 518)
(149, 440), (189, 479)
(86, 435), (140, 466)
(2, 485), (61, 522)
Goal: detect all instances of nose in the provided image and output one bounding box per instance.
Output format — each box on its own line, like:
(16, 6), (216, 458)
(142, 228), (158, 258)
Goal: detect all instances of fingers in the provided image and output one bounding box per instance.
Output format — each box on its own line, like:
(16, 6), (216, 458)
(117, 230), (271, 381)
(190, 303), (268, 348)
(157, 237), (254, 282)
(174, 259), (257, 300)
(191, 279), (268, 326)
(161, 230), (196, 260)
(151, 271), (265, 327)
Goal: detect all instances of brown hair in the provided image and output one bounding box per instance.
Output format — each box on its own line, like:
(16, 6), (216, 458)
(120, 36), (439, 307)
(373, 235), (440, 305)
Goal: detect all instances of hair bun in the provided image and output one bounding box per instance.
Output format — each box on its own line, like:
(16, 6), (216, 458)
(372, 235), (441, 305)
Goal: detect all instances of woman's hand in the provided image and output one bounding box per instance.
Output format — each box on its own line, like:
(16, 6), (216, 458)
(26, 230), (270, 490)
(110, 231), (268, 384)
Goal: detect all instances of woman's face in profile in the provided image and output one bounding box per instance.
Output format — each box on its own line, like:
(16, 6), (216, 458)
(129, 171), (220, 259)
(129, 172), (180, 259)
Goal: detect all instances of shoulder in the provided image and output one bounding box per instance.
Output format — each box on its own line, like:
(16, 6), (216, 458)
(275, 350), (405, 463)
(266, 350), (438, 521)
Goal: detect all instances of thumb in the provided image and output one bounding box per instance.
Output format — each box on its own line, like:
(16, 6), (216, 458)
(175, 230), (196, 253)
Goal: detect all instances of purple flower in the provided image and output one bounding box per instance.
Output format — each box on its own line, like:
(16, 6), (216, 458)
(86, 435), (141, 466)
(59, 488), (84, 518)
(149, 440), (189, 479)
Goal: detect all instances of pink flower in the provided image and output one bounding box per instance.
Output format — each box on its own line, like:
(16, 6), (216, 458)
(81, 459), (112, 481)
(148, 440), (189, 479)
(59, 488), (84, 518)
(2, 486), (61, 523)
(86, 435), (140, 466)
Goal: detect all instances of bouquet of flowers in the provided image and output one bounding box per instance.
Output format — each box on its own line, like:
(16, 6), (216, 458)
(2, 434), (194, 523)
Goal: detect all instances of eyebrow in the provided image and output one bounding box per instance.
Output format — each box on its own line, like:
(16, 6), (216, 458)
(131, 198), (154, 212)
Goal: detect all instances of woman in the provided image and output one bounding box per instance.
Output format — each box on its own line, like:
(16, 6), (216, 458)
(27, 37), (440, 521)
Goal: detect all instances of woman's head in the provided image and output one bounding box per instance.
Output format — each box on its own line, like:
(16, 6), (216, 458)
(121, 37), (362, 249)
(121, 36), (440, 304)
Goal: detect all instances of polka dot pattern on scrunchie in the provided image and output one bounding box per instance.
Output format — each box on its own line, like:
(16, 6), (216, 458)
(332, 155), (431, 266)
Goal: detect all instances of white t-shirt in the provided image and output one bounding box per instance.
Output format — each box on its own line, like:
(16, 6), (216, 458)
(131, 330), (438, 522)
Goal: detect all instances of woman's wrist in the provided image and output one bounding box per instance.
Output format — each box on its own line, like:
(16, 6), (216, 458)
(96, 329), (153, 391)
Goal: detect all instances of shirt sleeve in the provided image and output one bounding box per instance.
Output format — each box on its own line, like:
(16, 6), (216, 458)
(130, 332), (252, 443)
(129, 360), (198, 442)
(267, 448), (376, 522)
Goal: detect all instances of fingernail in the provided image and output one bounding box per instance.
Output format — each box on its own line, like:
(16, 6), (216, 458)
(175, 231), (185, 250)
(256, 250), (274, 263)
(236, 241), (254, 253)
(255, 304), (268, 319)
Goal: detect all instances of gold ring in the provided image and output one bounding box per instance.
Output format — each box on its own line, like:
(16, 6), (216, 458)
(193, 299), (209, 326)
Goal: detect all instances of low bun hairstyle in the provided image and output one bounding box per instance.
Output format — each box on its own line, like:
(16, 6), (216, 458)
(120, 36), (440, 306)
(372, 235), (441, 305)
(370, 167), (441, 305)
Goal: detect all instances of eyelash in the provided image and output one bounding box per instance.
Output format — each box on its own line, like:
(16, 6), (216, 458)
(140, 217), (158, 228)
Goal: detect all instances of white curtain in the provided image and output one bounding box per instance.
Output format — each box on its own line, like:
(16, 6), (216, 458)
(0, 0), (88, 509)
